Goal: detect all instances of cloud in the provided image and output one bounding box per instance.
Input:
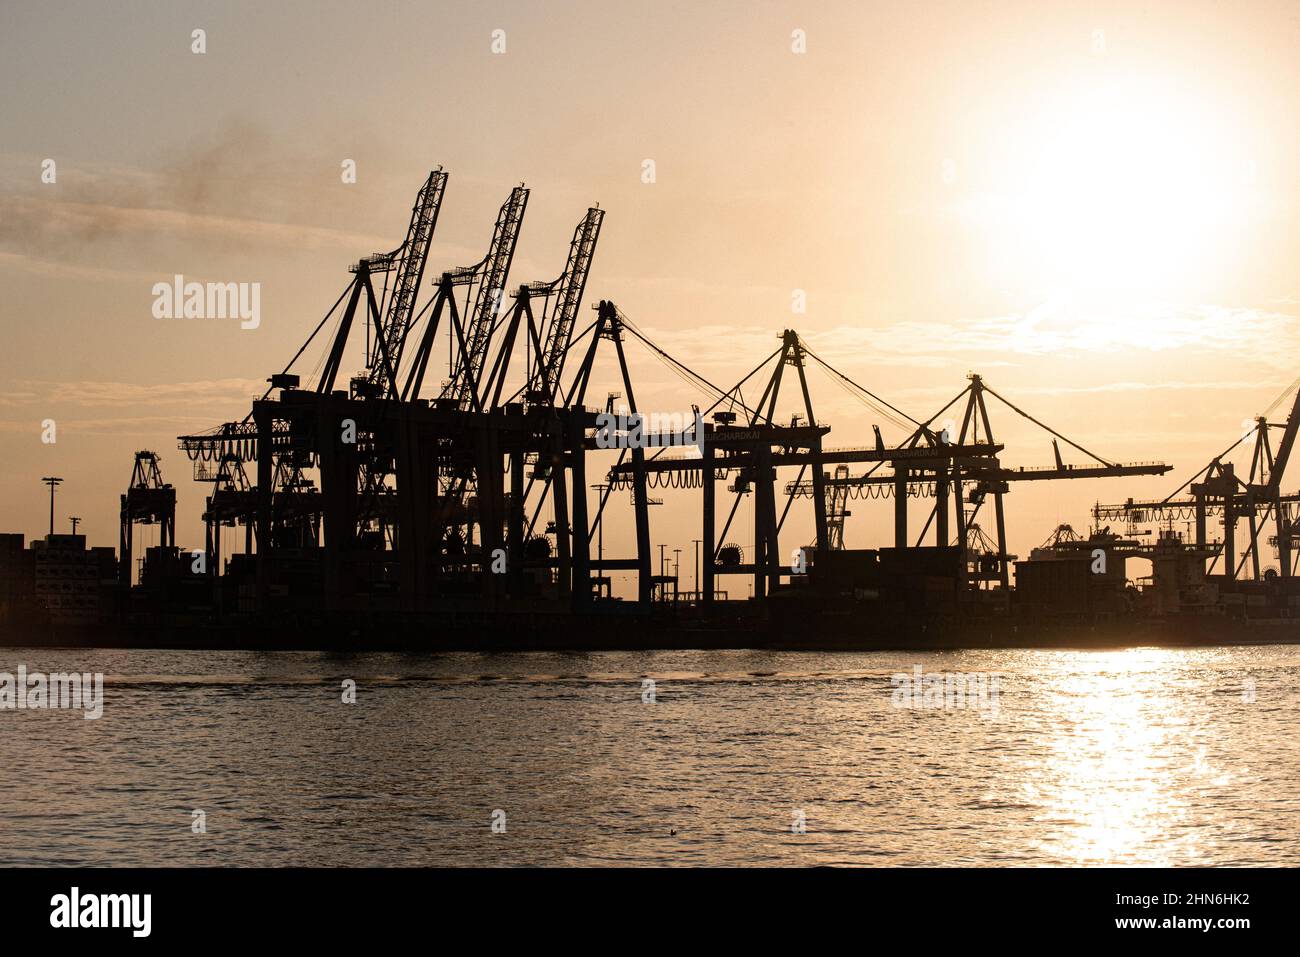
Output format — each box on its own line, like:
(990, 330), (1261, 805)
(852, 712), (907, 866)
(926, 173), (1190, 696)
(0, 250), (163, 283)
(0, 415), (220, 436)
(890, 379), (1291, 403)
(0, 192), (398, 259)
(0, 376), (267, 446)
(619, 298), (1300, 388)
(52, 378), (266, 406)
(0, 126), (482, 267)
(3, 378), (264, 408)
(806, 301), (1300, 364)
(0, 388), (42, 408)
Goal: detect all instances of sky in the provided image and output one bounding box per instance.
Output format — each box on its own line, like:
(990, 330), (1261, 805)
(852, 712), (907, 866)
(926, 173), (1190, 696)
(3, 0), (1300, 586)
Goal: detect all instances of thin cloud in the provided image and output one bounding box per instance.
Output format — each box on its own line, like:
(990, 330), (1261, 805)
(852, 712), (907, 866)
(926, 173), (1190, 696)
(890, 379), (1290, 402)
(0, 415), (219, 435)
(783, 302), (1300, 370)
(6, 378), (265, 408)
(0, 193), (399, 257)
(0, 250), (163, 283)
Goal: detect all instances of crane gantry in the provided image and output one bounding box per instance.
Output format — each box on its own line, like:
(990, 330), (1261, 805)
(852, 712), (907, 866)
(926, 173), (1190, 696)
(1094, 382), (1300, 580)
(775, 358), (1171, 590)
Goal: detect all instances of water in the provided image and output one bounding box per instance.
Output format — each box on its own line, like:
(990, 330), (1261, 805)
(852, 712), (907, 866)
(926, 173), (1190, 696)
(1, 644), (1297, 866)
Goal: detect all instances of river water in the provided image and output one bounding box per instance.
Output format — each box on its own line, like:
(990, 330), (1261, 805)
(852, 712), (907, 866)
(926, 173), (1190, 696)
(1, 644), (1296, 866)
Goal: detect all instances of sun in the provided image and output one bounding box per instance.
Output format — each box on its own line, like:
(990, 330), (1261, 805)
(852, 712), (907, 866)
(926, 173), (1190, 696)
(967, 71), (1260, 303)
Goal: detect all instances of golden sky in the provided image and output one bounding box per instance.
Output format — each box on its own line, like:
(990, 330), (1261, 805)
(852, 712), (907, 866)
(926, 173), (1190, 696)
(3, 0), (1300, 578)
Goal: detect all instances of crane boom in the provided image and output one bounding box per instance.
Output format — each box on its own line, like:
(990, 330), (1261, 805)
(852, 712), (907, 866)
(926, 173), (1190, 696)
(450, 185), (529, 404)
(536, 206), (603, 402)
(363, 169), (447, 390)
(1265, 385), (1300, 492)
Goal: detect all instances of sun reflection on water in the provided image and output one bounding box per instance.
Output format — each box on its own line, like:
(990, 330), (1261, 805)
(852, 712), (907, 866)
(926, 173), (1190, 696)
(1027, 649), (1218, 865)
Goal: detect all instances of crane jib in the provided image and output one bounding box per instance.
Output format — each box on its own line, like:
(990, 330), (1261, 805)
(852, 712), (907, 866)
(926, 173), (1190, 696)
(368, 170), (447, 389)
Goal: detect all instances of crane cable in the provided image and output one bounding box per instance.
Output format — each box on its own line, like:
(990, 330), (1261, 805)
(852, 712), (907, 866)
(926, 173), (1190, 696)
(978, 380), (1114, 467)
(617, 311), (764, 421)
(801, 344), (922, 431)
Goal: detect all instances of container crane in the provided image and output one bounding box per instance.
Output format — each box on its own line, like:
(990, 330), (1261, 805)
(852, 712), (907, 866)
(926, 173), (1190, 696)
(355, 169), (446, 394)
(119, 451), (176, 589)
(1094, 379), (1300, 579)
(443, 185), (529, 410)
(530, 206), (604, 405)
(783, 369), (1170, 590)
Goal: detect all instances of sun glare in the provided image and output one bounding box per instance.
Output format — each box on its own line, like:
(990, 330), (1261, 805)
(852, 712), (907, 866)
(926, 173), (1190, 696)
(970, 73), (1260, 302)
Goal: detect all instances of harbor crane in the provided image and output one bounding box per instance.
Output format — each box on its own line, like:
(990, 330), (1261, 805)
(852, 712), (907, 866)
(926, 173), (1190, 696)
(781, 365), (1170, 590)
(1094, 380), (1300, 580)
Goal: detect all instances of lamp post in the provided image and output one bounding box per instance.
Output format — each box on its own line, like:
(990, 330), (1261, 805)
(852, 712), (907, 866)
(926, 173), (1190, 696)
(591, 483), (608, 568)
(41, 476), (63, 536)
(692, 538), (701, 598)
